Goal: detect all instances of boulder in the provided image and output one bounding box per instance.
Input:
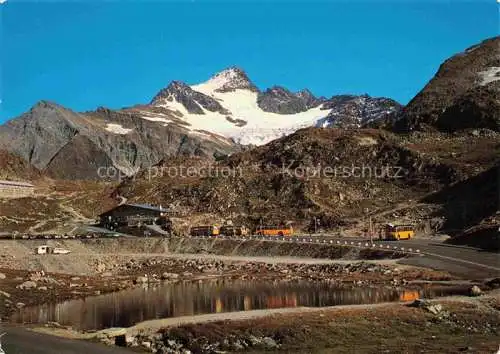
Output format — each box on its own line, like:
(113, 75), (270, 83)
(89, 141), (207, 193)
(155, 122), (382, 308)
(409, 299), (442, 315)
(232, 340), (245, 351)
(17, 280), (37, 290)
(135, 276), (148, 284)
(46, 321), (65, 328)
(469, 285), (482, 297)
(261, 337), (278, 349)
(95, 327), (127, 346)
(161, 272), (180, 280)
(0, 273), (6, 279)
(96, 262), (106, 273)
(97, 328), (127, 338)
(247, 335), (262, 346)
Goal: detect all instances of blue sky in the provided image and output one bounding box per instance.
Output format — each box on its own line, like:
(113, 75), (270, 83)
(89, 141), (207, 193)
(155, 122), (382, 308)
(0, 0), (498, 122)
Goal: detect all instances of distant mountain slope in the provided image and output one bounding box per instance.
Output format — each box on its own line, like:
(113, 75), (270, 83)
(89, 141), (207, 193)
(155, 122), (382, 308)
(395, 36), (500, 132)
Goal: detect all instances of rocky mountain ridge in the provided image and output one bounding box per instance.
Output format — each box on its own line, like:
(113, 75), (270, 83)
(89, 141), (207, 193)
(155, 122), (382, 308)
(317, 95), (402, 128)
(256, 86), (323, 114)
(151, 81), (229, 115)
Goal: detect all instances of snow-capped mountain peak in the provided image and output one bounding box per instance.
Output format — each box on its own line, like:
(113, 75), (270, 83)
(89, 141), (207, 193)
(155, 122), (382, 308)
(143, 67), (401, 146)
(192, 66), (259, 94)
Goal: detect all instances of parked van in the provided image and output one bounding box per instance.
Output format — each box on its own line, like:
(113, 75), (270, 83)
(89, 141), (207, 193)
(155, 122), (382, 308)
(35, 245), (71, 255)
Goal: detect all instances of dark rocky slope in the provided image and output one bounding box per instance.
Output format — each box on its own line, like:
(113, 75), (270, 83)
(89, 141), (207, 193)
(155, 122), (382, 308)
(0, 149), (41, 181)
(395, 36), (500, 132)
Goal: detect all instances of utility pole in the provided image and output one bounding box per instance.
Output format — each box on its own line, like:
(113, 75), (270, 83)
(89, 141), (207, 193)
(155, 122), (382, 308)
(364, 208), (371, 243)
(0, 332), (6, 354)
(369, 216), (373, 244)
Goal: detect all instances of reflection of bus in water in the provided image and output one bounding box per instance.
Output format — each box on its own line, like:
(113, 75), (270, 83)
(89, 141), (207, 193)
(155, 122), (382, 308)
(266, 294), (298, 309)
(244, 296), (252, 311)
(215, 298), (223, 313)
(399, 290), (420, 302)
(215, 296), (252, 313)
(214, 294), (298, 313)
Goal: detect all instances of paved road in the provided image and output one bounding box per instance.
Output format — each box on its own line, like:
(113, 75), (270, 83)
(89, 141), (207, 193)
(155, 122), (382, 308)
(331, 237), (498, 278)
(362, 238), (499, 278)
(197, 234), (500, 278)
(0, 325), (131, 354)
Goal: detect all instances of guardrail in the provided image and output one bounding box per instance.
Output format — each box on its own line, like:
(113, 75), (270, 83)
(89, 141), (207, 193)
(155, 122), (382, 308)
(0, 233), (109, 240)
(187, 234), (422, 256)
(1, 233), (422, 255)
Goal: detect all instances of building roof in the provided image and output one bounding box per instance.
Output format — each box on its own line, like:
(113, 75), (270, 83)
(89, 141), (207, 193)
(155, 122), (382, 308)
(0, 180), (34, 188)
(99, 203), (167, 216)
(126, 203), (167, 212)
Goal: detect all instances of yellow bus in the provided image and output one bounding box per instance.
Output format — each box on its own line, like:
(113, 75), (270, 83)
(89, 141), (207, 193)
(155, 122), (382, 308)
(189, 225), (220, 237)
(381, 224), (414, 240)
(219, 225), (249, 236)
(255, 225), (293, 237)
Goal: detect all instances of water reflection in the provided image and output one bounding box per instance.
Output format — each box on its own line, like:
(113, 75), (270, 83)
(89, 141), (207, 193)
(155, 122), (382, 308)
(10, 279), (466, 331)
